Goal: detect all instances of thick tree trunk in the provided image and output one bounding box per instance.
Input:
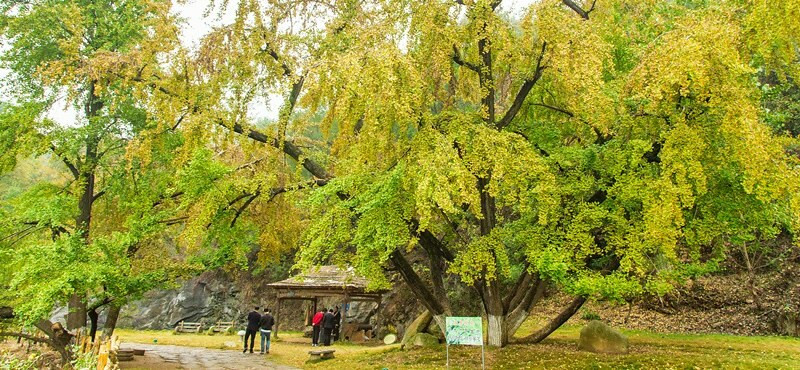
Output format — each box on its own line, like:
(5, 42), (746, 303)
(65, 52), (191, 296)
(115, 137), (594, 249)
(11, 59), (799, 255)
(66, 293), (87, 330)
(102, 304), (122, 339)
(34, 320), (73, 363)
(520, 296), (587, 343)
(481, 282), (507, 347)
(68, 81), (102, 331)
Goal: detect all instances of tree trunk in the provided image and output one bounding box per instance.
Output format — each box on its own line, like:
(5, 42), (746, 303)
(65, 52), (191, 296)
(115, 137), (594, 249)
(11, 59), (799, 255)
(68, 81), (102, 331)
(34, 320), (73, 364)
(520, 296), (586, 343)
(67, 293), (87, 330)
(389, 250), (447, 334)
(481, 282), (507, 347)
(102, 304), (122, 340)
(88, 307), (99, 342)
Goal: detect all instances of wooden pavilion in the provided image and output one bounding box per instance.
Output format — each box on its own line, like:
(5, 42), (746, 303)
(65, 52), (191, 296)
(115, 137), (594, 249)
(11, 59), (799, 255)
(267, 265), (388, 339)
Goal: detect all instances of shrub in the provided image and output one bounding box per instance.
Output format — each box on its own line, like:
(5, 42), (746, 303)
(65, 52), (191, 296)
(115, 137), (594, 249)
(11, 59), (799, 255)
(581, 311), (601, 321)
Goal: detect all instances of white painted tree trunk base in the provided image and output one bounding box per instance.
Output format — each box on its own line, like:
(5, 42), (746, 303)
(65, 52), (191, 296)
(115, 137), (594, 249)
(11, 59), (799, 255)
(487, 314), (507, 347)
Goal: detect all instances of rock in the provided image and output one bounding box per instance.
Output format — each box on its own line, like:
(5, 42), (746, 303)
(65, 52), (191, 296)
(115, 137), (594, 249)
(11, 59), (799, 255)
(578, 320), (629, 354)
(401, 310), (432, 348)
(412, 333), (440, 348)
(383, 333), (397, 345)
(223, 341), (238, 348)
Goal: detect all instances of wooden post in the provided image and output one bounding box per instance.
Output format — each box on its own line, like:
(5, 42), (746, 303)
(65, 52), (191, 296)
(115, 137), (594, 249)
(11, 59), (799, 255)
(374, 296), (382, 340)
(340, 292), (349, 341)
(274, 297), (282, 339)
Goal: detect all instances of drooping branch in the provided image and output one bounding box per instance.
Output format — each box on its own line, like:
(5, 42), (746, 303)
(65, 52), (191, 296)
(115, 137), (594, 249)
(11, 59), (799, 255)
(496, 42), (547, 130)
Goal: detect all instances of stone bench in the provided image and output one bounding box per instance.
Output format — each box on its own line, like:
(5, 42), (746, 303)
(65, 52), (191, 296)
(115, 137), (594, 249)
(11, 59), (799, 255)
(174, 321), (203, 333)
(308, 349), (335, 360)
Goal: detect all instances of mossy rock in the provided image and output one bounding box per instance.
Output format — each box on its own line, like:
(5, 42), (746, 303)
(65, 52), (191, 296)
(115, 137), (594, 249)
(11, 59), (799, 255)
(578, 320), (629, 354)
(412, 333), (440, 348)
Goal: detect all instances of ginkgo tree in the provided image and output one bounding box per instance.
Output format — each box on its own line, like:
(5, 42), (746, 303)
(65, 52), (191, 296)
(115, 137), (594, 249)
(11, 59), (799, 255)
(0, 0), (194, 356)
(127, 0), (800, 348)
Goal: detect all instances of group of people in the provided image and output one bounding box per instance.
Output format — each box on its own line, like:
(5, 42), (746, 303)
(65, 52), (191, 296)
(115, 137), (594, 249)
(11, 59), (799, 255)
(241, 305), (343, 353)
(244, 307), (275, 354)
(311, 306), (341, 347)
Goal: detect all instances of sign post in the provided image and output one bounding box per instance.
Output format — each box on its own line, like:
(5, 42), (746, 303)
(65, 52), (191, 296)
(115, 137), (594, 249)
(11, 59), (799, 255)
(445, 316), (484, 370)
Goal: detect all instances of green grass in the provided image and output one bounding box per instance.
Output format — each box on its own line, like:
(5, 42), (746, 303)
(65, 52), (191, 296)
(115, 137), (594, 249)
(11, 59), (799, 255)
(114, 324), (800, 369)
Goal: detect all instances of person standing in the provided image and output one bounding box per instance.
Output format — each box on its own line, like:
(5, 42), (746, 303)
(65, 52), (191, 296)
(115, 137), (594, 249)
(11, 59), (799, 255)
(311, 308), (324, 347)
(332, 306), (342, 342)
(321, 308), (335, 346)
(244, 306), (261, 353)
(259, 308), (275, 354)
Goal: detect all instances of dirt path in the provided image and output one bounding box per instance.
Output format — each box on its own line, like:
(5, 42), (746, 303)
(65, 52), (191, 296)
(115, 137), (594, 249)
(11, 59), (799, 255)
(118, 343), (298, 370)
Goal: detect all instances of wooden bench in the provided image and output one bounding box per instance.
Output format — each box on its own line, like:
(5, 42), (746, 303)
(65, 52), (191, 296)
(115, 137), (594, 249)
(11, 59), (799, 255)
(213, 321), (235, 332)
(174, 321), (203, 333)
(308, 349), (335, 360)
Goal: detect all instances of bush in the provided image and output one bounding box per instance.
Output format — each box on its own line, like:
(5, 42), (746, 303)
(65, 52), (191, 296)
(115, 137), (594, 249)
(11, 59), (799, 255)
(70, 345), (98, 370)
(581, 311), (601, 321)
(0, 352), (41, 370)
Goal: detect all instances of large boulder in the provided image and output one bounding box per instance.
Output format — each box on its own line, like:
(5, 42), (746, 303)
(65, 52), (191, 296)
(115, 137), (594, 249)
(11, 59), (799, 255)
(412, 333), (440, 348)
(578, 320), (629, 354)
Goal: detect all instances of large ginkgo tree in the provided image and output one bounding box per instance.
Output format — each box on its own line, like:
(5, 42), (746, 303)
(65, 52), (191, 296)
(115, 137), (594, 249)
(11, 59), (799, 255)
(127, 0), (800, 347)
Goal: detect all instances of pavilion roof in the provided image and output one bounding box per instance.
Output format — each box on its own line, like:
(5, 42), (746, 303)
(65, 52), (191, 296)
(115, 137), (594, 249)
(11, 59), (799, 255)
(267, 265), (387, 294)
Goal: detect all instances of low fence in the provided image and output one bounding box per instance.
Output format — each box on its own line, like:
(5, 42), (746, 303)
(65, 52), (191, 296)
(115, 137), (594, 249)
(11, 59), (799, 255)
(72, 329), (122, 370)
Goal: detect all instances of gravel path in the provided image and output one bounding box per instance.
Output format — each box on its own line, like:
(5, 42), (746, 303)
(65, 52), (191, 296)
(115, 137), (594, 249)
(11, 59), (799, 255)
(119, 343), (298, 369)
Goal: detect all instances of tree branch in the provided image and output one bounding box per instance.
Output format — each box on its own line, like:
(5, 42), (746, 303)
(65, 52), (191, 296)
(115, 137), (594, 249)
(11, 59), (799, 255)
(0, 331), (51, 344)
(496, 42), (547, 130)
(561, 0), (592, 20)
(452, 45), (480, 73)
(519, 295), (587, 343)
(230, 192), (260, 227)
(92, 190), (106, 203)
(532, 102), (574, 117)
(51, 145), (80, 179)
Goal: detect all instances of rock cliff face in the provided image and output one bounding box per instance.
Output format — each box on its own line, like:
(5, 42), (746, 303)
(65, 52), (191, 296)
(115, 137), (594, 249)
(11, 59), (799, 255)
(115, 270), (423, 335)
(119, 275), (242, 329)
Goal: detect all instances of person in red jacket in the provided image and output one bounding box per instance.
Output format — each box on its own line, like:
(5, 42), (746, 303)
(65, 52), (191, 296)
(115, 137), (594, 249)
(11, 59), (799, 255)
(311, 308), (325, 347)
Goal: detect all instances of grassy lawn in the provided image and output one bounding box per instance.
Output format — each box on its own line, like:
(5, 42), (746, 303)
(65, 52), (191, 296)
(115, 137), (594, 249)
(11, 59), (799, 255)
(115, 323), (800, 369)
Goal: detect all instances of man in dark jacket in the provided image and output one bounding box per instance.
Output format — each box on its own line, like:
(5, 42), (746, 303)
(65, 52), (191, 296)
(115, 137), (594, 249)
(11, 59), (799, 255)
(259, 308), (275, 354)
(244, 306), (261, 353)
(332, 306), (342, 342)
(321, 308), (335, 346)
(311, 308), (324, 347)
